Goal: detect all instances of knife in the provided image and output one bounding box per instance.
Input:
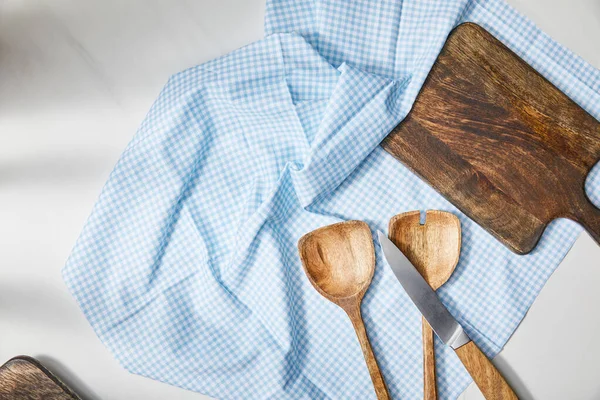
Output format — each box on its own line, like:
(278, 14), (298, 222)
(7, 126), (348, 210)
(378, 231), (518, 400)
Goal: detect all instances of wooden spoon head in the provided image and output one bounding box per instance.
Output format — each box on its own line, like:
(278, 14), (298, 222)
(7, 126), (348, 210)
(298, 221), (376, 302)
(389, 210), (461, 290)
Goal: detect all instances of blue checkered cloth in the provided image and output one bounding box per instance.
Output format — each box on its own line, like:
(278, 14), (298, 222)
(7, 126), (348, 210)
(63, 0), (600, 398)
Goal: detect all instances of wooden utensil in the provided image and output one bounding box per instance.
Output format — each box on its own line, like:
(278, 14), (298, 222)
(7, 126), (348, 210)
(379, 231), (518, 400)
(382, 22), (600, 255)
(0, 356), (81, 400)
(298, 221), (390, 400)
(389, 210), (461, 400)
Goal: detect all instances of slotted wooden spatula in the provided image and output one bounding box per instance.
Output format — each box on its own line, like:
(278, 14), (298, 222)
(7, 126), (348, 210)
(389, 210), (461, 399)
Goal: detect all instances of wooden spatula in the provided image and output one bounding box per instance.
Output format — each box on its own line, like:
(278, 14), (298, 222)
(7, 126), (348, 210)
(298, 221), (390, 400)
(389, 210), (461, 399)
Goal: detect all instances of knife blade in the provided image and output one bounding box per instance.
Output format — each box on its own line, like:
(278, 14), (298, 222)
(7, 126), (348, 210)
(378, 230), (518, 399)
(377, 231), (470, 349)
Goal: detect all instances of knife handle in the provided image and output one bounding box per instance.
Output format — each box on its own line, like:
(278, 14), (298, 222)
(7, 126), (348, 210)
(455, 341), (518, 400)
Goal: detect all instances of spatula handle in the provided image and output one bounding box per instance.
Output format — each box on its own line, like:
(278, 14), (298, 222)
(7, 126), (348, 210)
(455, 341), (518, 400)
(422, 317), (438, 400)
(345, 305), (390, 400)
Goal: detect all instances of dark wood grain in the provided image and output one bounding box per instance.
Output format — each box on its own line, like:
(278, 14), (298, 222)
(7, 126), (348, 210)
(0, 356), (81, 400)
(382, 22), (600, 254)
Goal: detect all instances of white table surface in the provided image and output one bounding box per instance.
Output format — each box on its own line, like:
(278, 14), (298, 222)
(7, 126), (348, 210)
(1, 1), (599, 399)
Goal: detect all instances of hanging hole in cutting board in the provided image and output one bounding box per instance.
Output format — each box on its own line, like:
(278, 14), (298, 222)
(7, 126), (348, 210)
(585, 159), (600, 210)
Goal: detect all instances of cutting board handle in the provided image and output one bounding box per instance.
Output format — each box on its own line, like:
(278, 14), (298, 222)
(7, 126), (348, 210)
(575, 194), (600, 245)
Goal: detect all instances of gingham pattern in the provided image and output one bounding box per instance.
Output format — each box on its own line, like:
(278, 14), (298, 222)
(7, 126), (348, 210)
(63, 0), (600, 399)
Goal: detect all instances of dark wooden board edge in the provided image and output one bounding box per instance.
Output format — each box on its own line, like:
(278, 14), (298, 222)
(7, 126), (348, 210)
(381, 22), (600, 254)
(0, 356), (82, 400)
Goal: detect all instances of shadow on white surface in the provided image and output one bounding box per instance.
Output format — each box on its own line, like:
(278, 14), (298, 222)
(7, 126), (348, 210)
(0, 154), (116, 186)
(492, 353), (534, 399)
(36, 355), (102, 400)
(0, 0), (266, 114)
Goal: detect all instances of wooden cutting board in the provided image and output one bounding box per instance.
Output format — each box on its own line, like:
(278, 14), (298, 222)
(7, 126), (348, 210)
(382, 22), (600, 254)
(0, 356), (81, 400)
